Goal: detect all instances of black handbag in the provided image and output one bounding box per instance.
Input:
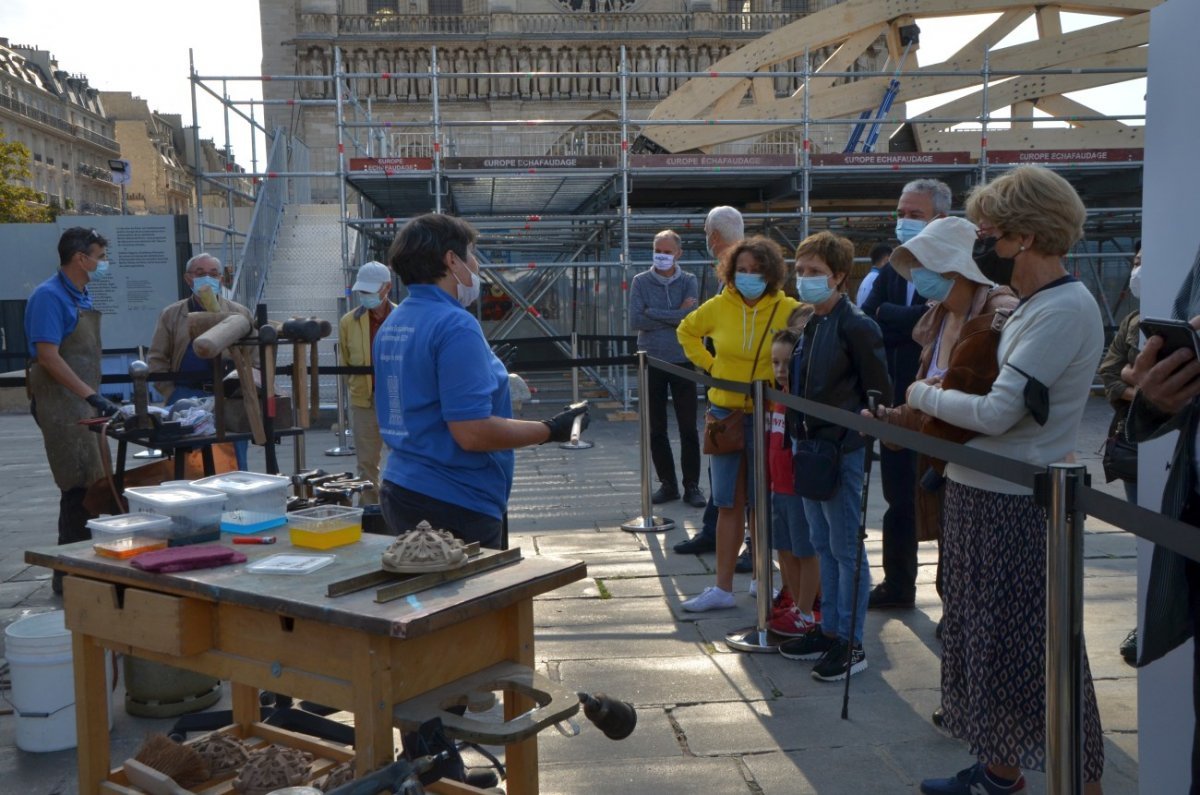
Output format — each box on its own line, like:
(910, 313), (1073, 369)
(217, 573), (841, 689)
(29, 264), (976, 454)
(1102, 419), (1138, 483)
(793, 437), (842, 501)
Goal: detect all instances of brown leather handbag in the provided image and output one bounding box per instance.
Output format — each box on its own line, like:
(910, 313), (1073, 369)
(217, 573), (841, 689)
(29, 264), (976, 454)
(919, 309), (1009, 448)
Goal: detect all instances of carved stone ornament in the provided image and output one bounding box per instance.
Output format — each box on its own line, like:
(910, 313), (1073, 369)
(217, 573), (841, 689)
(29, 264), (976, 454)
(232, 745), (313, 795)
(382, 520), (468, 573)
(192, 732), (251, 778)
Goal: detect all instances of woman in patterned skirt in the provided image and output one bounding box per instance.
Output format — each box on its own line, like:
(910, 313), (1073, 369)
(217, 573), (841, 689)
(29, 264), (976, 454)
(906, 166), (1106, 795)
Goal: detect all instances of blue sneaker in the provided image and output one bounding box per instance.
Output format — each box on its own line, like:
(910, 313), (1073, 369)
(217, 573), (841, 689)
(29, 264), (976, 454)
(920, 763), (1026, 794)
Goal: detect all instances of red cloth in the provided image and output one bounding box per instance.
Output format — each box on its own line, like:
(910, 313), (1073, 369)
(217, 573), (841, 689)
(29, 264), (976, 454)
(130, 545), (246, 573)
(767, 403), (794, 495)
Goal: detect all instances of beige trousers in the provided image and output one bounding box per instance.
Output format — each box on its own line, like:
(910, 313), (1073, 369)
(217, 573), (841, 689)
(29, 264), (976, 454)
(350, 403), (384, 505)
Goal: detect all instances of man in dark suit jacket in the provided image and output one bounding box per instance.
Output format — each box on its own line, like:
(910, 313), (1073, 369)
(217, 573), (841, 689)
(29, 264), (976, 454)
(859, 179), (949, 608)
(1127, 246), (1200, 791)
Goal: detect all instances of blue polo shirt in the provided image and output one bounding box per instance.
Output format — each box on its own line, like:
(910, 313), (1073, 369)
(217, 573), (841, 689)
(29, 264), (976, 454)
(25, 271), (92, 357)
(375, 284), (514, 519)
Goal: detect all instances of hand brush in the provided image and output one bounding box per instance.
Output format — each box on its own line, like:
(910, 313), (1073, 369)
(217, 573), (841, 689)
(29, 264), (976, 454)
(133, 733), (210, 789)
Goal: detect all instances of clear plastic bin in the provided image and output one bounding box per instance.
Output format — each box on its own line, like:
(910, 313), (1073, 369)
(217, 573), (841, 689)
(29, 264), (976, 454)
(123, 485), (227, 546)
(192, 472), (291, 534)
(87, 513), (173, 559)
(287, 505), (364, 550)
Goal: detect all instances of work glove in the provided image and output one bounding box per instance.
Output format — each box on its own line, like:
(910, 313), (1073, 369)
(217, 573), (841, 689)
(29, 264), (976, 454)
(86, 393), (122, 418)
(541, 402), (589, 444)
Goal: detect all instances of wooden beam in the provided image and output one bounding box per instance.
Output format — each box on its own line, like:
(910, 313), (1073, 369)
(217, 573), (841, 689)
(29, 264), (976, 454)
(1037, 5), (1065, 37)
(921, 125), (1143, 152)
(645, 13), (1148, 151)
(944, 9), (1033, 65)
(1011, 99), (1036, 130)
(1034, 93), (1135, 133)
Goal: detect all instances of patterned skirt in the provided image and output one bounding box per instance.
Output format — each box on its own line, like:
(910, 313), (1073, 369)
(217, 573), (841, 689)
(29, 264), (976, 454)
(940, 480), (1105, 780)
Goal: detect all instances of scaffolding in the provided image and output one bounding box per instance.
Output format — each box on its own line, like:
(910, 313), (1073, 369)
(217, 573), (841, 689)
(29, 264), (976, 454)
(189, 45), (1146, 405)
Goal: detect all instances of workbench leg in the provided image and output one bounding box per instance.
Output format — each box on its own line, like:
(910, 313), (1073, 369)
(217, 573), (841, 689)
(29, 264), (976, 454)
(231, 682), (260, 731)
(72, 632), (111, 793)
(504, 600), (538, 795)
(351, 634), (394, 776)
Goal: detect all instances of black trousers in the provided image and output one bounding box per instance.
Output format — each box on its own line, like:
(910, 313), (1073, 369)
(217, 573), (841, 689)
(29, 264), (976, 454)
(879, 444), (918, 597)
(646, 362), (700, 491)
(380, 481), (503, 549)
(1182, 496), (1200, 795)
(58, 486), (92, 546)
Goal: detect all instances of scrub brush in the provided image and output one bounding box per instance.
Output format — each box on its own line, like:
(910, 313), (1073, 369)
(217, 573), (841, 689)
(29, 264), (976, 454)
(133, 733), (210, 789)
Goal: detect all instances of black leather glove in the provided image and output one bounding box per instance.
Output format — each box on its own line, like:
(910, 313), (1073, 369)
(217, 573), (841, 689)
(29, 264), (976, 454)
(86, 393), (122, 418)
(541, 403), (589, 444)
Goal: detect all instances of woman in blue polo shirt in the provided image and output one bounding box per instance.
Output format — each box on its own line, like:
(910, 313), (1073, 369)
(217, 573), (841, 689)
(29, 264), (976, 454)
(374, 213), (587, 548)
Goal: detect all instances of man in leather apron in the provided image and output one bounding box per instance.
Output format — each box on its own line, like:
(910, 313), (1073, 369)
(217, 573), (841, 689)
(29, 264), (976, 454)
(25, 227), (122, 593)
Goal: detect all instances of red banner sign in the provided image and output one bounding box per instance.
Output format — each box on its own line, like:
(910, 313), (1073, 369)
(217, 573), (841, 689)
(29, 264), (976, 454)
(442, 156), (616, 169)
(985, 148), (1144, 164)
(630, 154), (796, 168)
(810, 152), (972, 166)
(349, 157), (433, 172)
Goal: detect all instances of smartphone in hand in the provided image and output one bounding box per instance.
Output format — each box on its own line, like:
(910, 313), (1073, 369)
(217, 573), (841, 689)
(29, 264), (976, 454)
(1141, 317), (1200, 360)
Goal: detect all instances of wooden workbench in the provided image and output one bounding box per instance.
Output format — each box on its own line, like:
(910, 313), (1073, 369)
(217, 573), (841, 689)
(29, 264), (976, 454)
(26, 536), (585, 794)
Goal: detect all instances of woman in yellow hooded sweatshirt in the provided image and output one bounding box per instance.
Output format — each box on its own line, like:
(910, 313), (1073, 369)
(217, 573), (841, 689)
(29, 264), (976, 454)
(677, 236), (801, 611)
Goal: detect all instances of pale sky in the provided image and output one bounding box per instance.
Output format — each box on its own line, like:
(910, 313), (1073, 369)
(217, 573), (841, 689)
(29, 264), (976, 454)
(1, 0), (266, 169)
(0, 3), (1144, 169)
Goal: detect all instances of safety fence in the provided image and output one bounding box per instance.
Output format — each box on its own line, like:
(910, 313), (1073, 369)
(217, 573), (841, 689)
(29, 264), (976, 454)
(624, 352), (1197, 795)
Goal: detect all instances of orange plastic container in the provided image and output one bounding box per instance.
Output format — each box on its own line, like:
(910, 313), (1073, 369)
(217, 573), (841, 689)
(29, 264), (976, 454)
(287, 505), (363, 550)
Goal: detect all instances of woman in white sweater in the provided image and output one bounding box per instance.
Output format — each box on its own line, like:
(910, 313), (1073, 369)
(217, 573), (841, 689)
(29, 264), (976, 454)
(912, 166), (1106, 795)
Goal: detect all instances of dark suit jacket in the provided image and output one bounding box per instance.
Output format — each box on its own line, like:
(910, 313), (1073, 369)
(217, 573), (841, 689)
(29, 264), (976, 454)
(861, 264), (928, 400)
(1125, 246), (1200, 666)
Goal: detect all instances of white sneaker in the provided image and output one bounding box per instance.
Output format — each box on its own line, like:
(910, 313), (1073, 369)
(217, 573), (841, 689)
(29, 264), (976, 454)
(748, 579), (758, 597)
(682, 586), (736, 612)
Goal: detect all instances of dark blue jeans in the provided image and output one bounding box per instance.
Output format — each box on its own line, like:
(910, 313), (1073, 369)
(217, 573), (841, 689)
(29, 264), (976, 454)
(380, 480), (504, 549)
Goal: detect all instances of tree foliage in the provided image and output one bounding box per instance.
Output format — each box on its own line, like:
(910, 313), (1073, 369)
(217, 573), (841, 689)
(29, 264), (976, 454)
(0, 131), (53, 223)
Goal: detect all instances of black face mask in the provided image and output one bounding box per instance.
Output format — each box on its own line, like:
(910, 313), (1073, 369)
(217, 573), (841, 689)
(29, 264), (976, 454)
(972, 236), (1016, 286)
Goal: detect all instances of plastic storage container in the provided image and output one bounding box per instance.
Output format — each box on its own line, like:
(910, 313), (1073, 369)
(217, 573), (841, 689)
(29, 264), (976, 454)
(287, 505), (364, 550)
(87, 513), (172, 559)
(123, 485), (228, 546)
(192, 472), (291, 534)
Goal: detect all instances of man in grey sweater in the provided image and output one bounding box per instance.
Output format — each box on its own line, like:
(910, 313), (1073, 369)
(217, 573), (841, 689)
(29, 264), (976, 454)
(629, 229), (705, 506)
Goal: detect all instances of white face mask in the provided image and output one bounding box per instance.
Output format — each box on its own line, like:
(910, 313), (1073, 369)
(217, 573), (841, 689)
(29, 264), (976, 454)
(452, 255), (481, 307)
(1128, 265), (1141, 299)
(652, 253), (675, 272)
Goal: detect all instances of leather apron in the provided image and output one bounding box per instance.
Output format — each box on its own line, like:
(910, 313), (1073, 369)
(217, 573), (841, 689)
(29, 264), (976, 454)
(29, 308), (105, 492)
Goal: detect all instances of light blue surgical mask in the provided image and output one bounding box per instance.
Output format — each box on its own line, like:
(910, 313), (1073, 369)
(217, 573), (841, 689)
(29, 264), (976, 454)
(358, 291), (382, 309)
(652, 253), (675, 272)
(911, 267), (954, 302)
(797, 275), (835, 305)
(734, 272), (766, 300)
(192, 275), (221, 296)
(895, 218), (927, 244)
(93, 259), (110, 277)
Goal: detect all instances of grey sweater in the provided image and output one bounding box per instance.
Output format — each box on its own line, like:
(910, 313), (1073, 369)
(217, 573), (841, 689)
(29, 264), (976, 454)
(629, 267), (699, 362)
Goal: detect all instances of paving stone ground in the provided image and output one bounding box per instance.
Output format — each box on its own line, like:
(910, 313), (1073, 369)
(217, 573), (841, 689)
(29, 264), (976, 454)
(0, 395), (1139, 794)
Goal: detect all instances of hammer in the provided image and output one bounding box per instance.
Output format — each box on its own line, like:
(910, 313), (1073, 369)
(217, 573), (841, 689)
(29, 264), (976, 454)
(188, 312), (266, 445)
(128, 360), (154, 431)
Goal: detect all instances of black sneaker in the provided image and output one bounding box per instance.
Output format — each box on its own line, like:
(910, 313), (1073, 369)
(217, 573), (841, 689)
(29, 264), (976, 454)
(682, 485), (707, 508)
(778, 628), (837, 661)
(734, 547), (753, 573)
(935, 617), (944, 642)
(673, 534), (716, 554)
(811, 640), (867, 682)
(1119, 628), (1137, 666)
(867, 581), (915, 610)
(931, 706), (945, 727)
(651, 485), (680, 504)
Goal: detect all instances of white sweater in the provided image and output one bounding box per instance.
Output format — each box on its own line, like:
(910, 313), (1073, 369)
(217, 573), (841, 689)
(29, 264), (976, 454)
(907, 279), (1103, 495)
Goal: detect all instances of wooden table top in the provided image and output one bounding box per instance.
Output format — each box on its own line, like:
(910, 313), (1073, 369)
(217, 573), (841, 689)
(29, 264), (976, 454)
(27, 535), (586, 640)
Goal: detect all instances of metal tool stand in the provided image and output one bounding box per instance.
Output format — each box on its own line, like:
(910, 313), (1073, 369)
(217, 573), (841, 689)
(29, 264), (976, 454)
(726, 380), (781, 653)
(620, 352), (674, 533)
(560, 333), (594, 450)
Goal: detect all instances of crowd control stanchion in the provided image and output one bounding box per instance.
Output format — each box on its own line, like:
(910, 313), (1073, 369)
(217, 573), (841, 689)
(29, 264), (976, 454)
(726, 380), (779, 653)
(1045, 462), (1086, 795)
(620, 352), (674, 533)
(560, 333), (593, 451)
(325, 346), (355, 457)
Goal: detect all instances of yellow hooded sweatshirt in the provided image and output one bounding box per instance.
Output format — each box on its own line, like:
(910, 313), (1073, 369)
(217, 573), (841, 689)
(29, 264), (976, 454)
(677, 286), (800, 411)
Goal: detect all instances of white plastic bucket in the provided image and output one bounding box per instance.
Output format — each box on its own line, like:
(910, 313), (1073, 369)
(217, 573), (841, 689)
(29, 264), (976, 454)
(5, 610), (111, 752)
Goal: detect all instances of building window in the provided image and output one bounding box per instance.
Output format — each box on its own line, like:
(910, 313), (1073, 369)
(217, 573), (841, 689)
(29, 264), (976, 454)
(367, 0), (395, 12)
(428, 0), (462, 13)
